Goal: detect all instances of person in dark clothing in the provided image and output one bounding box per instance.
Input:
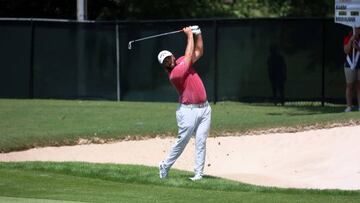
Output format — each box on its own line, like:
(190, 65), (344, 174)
(267, 44), (287, 105)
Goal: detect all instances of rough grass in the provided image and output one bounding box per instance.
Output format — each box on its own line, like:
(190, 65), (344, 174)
(1, 99), (360, 152)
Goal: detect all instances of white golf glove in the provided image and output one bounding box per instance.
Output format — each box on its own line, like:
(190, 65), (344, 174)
(190, 25), (201, 35)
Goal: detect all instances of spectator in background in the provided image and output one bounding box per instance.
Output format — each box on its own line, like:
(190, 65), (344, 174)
(343, 28), (360, 112)
(267, 44), (287, 106)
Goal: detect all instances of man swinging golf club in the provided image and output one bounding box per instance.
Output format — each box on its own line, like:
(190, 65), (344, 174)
(158, 26), (211, 181)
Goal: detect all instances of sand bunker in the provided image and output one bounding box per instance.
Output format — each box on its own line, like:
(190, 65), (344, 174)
(1, 125), (360, 190)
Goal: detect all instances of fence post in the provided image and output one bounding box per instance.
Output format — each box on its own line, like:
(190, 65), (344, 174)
(116, 23), (121, 101)
(77, 0), (88, 21)
(29, 19), (35, 99)
(321, 20), (325, 107)
(213, 20), (218, 104)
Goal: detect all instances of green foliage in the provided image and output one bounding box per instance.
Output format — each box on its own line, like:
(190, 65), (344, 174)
(92, 0), (335, 19)
(0, 0), (335, 20)
(0, 0), (76, 19)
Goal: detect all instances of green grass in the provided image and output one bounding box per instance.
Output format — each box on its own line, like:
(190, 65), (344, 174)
(1, 99), (360, 152)
(0, 162), (359, 203)
(1, 99), (360, 202)
(0, 196), (82, 203)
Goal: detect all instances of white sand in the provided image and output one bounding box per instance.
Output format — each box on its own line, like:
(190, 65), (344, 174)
(1, 125), (360, 190)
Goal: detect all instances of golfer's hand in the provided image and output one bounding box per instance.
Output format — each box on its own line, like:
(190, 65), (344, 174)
(190, 25), (201, 35)
(353, 40), (360, 51)
(183, 27), (193, 36)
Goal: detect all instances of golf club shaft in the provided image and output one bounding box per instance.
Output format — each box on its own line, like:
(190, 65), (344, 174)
(131, 29), (183, 43)
(128, 29), (183, 49)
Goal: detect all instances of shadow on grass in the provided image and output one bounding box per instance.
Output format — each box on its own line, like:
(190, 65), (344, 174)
(250, 103), (347, 116)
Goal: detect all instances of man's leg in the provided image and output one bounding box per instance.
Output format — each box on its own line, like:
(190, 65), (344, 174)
(278, 81), (285, 106)
(346, 83), (354, 111)
(161, 107), (196, 174)
(193, 105), (211, 179)
(271, 81), (277, 105)
(345, 68), (356, 112)
(357, 82), (360, 111)
(345, 83), (354, 112)
(357, 70), (360, 110)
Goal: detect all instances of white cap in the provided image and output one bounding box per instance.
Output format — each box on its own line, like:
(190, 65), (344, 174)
(157, 50), (173, 64)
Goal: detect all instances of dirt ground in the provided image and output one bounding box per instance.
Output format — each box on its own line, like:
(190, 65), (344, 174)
(1, 125), (360, 190)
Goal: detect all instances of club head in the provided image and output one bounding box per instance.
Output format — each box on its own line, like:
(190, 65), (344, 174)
(128, 41), (133, 50)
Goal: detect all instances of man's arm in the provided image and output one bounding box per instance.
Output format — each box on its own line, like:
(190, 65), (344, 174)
(344, 35), (354, 54)
(192, 34), (203, 64)
(169, 27), (194, 80)
(344, 29), (360, 54)
(183, 27), (194, 65)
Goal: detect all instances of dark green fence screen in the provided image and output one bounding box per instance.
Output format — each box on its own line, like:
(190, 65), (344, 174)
(0, 18), (350, 103)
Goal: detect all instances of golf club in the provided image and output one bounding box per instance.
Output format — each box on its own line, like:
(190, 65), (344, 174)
(128, 29), (183, 50)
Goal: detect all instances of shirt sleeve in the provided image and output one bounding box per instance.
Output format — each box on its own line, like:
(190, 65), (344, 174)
(344, 33), (352, 45)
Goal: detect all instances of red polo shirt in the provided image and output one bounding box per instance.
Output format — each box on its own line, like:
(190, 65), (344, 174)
(169, 56), (207, 104)
(344, 32), (352, 45)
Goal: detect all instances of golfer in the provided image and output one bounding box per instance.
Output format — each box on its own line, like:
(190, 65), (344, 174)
(157, 26), (211, 181)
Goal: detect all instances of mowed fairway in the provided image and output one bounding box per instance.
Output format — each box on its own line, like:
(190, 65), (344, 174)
(0, 162), (360, 203)
(1, 99), (360, 202)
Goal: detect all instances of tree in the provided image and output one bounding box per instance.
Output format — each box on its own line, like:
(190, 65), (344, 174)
(258, 0), (334, 17)
(0, 0), (335, 20)
(0, 0), (75, 19)
(91, 0), (335, 20)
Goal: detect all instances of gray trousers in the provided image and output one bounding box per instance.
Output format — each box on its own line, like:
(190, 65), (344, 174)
(162, 103), (211, 176)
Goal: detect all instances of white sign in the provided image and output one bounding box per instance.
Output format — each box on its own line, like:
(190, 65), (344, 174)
(335, 0), (360, 27)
